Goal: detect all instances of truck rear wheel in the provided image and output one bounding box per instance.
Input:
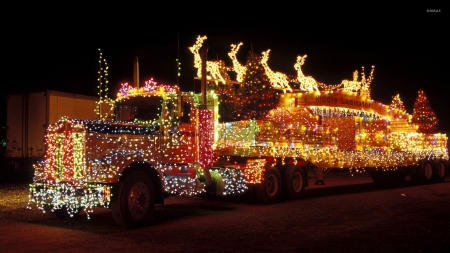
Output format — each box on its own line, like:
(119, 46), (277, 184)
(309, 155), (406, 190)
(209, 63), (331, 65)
(417, 161), (433, 185)
(254, 167), (281, 204)
(111, 171), (155, 228)
(282, 165), (305, 200)
(433, 160), (446, 183)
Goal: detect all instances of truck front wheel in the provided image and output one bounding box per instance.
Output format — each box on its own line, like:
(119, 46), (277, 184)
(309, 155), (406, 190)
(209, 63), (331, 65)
(254, 167), (281, 204)
(111, 171), (156, 228)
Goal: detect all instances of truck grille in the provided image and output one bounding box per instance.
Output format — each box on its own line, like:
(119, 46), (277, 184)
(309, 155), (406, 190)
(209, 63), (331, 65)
(44, 121), (87, 181)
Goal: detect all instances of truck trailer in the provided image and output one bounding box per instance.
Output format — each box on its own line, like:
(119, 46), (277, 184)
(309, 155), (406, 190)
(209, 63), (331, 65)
(5, 90), (103, 170)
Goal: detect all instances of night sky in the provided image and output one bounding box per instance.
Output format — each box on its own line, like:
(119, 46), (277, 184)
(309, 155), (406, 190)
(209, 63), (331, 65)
(2, 7), (448, 136)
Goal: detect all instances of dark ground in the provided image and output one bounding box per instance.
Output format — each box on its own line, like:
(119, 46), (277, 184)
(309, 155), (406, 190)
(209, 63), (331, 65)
(1, 170), (449, 253)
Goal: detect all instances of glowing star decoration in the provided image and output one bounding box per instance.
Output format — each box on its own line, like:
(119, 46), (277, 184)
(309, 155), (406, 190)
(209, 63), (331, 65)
(294, 55), (319, 92)
(189, 35), (229, 84)
(260, 50), (292, 92)
(228, 42), (246, 82)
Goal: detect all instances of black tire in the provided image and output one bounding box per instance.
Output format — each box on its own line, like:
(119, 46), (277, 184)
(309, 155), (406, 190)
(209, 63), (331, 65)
(111, 171), (155, 228)
(417, 161), (433, 184)
(43, 204), (82, 219)
(254, 167), (281, 204)
(433, 160), (446, 183)
(282, 165), (305, 200)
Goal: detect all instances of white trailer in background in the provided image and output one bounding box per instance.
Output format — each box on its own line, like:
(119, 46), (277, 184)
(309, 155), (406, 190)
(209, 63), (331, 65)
(5, 90), (101, 170)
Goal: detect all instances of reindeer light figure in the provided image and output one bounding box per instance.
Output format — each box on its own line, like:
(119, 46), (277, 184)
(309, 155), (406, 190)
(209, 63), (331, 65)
(228, 42), (246, 82)
(189, 35), (229, 84)
(260, 49), (292, 92)
(294, 55), (319, 92)
(359, 65), (375, 98)
(341, 65), (375, 98)
(341, 70), (361, 92)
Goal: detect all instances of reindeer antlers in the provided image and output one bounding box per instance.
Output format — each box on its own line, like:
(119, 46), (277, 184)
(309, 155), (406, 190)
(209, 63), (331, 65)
(229, 42), (243, 56)
(189, 35), (207, 54)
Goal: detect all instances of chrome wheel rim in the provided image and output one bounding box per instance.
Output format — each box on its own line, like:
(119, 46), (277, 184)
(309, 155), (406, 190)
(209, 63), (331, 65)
(292, 171), (303, 192)
(128, 182), (150, 218)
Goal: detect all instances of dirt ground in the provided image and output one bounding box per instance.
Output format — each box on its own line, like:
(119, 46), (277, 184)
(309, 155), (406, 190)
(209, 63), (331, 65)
(1, 172), (450, 253)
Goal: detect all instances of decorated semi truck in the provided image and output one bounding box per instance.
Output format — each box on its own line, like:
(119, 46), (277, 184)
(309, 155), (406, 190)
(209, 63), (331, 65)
(28, 36), (449, 228)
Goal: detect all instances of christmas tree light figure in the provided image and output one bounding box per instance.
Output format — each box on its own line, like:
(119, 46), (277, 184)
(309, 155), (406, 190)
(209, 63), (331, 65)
(95, 48), (115, 120)
(216, 82), (240, 122)
(411, 89), (438, 133)
(237, 48), (279, 120)
(217, 48), (280, 121)
(390, 93), (406, 119)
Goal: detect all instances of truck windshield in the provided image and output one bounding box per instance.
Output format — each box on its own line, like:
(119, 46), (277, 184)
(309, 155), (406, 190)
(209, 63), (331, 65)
(116, 96), (163, 122)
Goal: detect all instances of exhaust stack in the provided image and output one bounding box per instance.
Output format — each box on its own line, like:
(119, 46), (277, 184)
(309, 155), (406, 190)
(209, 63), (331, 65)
(200, 45), (207, 106)
(134, 56), (139, 88)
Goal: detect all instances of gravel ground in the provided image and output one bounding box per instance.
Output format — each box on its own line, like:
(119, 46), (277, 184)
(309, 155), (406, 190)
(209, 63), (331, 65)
(0, 167), (366, 219)
(1, 170), (450, 253)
